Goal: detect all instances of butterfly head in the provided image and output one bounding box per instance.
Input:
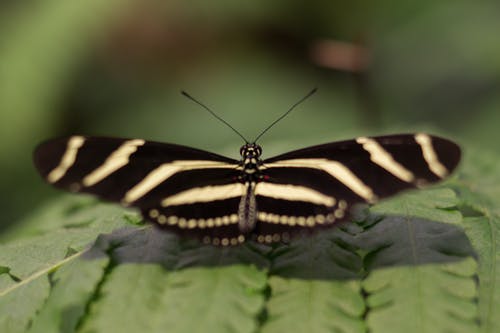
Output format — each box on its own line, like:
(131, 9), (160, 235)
(240, 143), (262, 177)
(240, 143), (262, 159)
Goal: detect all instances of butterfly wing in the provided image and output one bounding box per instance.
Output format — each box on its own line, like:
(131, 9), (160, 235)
(34, 136), (245, 245)
(252, 134), (461, 242)
(34, 134), (461, 246)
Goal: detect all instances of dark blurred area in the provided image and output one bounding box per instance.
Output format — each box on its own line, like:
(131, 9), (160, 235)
(1, 0), (499, 232)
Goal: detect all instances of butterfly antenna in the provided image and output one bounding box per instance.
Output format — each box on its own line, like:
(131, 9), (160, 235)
(252, 87), (317, 143)
(181, 91), (249, 143)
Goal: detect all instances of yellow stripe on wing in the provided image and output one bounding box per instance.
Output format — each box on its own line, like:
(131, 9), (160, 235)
(356, 136), (415, 183)
(82, 139), (145, 187)
(122, 160), (237, 204)
(415, 133), (449, 178)
(47, 136), (85, 183)
(255, 182), (336, 207)
(264, 158), (378, 203)
(161, 183), (246, 207)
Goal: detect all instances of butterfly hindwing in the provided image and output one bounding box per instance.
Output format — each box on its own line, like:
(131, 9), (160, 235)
(142, 196), (246, 246)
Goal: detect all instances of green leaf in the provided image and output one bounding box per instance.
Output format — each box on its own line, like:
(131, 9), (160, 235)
(77, 264), (173, 333)
(270, 225), (364, 280)
(359, 188), (479, 333)
(262, 278), (365, 333)
(260, 227), (366, 333)
(156, 265), (266, 333)
(370, 187), (462, 226)
(359, 216), (475, 269)
(77, 228), (268, 332)
(358, 188), (473, 268)
(449, 149), (500, 333)
(363, 259), (478, 333)
(462, 215), (500, 333)
(0, 198), (132, 333)
(0, 196), (139, 243)
(0, 200), (132, 282)
(0, 274), (15, 291)
(0, 276), (49, 333)
(79, 265), (266, 333)
(27, 256), (110, 333)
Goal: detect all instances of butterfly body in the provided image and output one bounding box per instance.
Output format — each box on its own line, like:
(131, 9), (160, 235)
(234, 143), (266, 233)
(34, 134), (460, 246)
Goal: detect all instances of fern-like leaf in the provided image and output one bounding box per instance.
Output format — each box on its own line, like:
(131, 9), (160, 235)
(449, 150), (500, 333)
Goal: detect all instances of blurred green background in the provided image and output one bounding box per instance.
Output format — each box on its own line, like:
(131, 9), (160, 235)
(1, 0), (499, 232)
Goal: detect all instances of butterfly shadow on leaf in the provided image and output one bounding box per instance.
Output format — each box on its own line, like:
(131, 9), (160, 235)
(81, 212), (476, 281)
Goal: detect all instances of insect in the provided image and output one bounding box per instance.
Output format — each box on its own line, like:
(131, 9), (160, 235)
(33, 89), (461, 246)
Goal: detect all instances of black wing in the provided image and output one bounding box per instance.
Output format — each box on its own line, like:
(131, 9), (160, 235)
(34, 136), (246, 245)
(252, 134), (461, 242)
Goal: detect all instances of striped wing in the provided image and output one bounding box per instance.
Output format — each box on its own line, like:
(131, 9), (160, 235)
(33, 136), (245, 244)
(252, 134), (461, 242)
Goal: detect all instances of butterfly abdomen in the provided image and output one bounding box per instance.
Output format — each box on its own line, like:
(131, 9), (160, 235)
(238, 182), (258, 233)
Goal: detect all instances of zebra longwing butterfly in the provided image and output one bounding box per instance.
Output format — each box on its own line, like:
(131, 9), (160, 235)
(33, 89), (460, 246)
(33, 133), (460, 246)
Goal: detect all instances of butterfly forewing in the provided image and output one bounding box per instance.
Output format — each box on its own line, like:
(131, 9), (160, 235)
(263, 134), (460, 200)
(34, 136), (237, 192)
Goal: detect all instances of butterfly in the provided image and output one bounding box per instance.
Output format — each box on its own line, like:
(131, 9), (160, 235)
(33, 90), (461, 246)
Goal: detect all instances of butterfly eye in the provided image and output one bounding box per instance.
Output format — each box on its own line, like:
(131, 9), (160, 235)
(255, 146), (262, 156)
